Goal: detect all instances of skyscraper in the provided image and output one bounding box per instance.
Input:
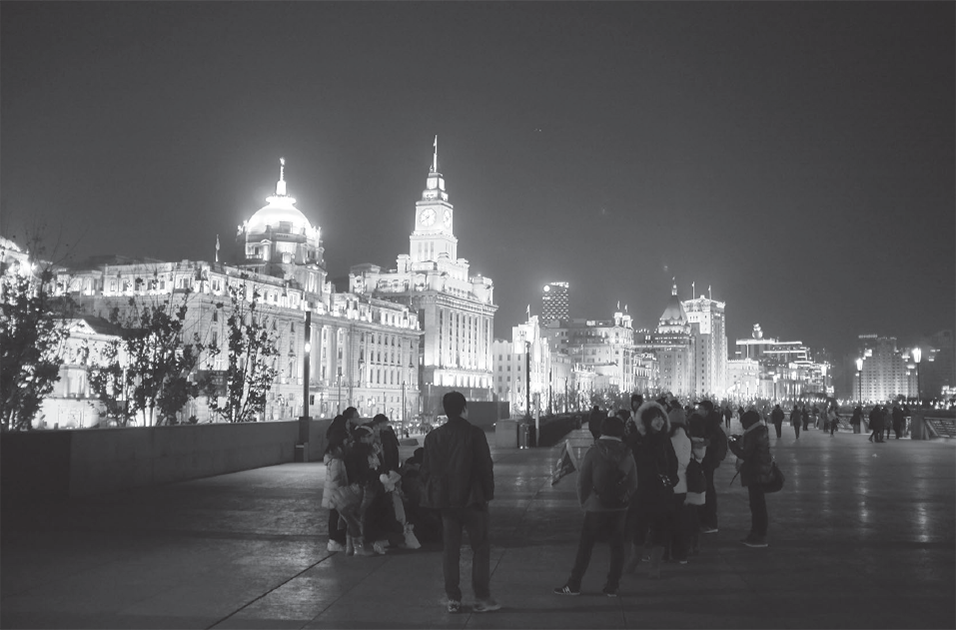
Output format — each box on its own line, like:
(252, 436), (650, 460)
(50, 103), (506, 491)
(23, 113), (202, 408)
(682, 290), (728, 397)
(541, 282), (569, 323)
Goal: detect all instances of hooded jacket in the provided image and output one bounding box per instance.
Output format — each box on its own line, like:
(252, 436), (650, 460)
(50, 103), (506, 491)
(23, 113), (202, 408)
(577, 436), (638, 512)
(634, 401), (679, 510)
(728, 419), (773, 487)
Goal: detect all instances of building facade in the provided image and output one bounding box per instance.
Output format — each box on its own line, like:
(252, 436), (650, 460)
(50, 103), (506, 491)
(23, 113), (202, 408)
(348, 142), (497, 418)
(541, 281), (570, 324)
(682, 291), (728, 397)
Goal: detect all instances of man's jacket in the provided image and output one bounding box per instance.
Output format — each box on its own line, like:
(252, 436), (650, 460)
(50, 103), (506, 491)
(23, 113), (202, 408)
(420, 416), (494, 509)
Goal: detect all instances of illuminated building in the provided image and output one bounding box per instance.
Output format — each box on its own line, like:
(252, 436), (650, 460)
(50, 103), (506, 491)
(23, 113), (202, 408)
(544, 307), (639, 395)
(648, 282), (694, 397)
(348, 139), (497, 417)
(493, 316), (552, 416)
(55, 160), (422, 425)
(734, 324), (831, 402)
(541, 282), (570, 324)
(682, 288), (728, 397)
(858, 334), (913, 402)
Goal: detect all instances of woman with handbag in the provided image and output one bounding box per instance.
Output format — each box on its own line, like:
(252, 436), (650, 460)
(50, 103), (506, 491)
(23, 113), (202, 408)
(728, 410), (774, 548)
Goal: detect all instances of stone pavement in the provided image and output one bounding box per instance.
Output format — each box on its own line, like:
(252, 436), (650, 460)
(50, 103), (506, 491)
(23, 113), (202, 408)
(2, 426), (954, 629)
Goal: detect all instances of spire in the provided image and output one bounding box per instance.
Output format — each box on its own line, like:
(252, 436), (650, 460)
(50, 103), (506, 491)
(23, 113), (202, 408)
(431, 135), (438, 173)
(671, 278), (677, 296)
(276, 158), (287, 196)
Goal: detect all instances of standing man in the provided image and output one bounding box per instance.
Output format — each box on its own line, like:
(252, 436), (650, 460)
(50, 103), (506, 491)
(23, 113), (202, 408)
(697, 400), (726, 534)
(420, 392), (499, 614)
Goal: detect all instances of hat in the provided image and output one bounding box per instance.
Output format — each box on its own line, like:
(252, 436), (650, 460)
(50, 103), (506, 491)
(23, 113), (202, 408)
(600, 415), (626, 438)
(741, 410), (761, 428)
(696, 400), (715, 413)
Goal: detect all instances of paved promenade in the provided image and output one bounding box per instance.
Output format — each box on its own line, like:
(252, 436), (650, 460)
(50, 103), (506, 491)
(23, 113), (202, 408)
(2, 426), (954, 629)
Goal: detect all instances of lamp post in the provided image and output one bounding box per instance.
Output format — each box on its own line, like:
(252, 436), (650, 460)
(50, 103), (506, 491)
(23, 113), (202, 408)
(855, 357), (863, 405)
(911, 347), (922, 406)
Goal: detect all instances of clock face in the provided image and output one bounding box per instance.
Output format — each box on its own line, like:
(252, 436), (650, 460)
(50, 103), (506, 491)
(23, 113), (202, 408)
(442, 209), (452, 226)
(420, 208), (436, 227)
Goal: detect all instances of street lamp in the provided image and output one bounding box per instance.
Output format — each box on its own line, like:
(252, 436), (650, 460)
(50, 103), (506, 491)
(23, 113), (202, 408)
(855, 357), (863, 405)
(911, 347), (922, 406)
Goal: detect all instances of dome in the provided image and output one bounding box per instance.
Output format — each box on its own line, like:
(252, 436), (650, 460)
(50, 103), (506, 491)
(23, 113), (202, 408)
(244, 158), (315, 236)
(659, 282), (687, 325)
(247, 197), (313, 235)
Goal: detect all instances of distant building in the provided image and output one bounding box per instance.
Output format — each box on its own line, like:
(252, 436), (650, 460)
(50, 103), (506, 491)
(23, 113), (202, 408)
(541, 282), (570, 324)
(649, 282), (694, 397)
(857, 334), (913, 402)
(682, 289), (728, 397)
(348, 141), (497, 417)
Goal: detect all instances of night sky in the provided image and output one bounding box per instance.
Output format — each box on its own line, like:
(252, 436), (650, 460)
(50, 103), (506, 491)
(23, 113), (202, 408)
(2, 2), (953, 358)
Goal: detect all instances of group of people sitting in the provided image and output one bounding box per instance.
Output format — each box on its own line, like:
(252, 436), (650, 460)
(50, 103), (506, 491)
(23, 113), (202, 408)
(322, 407), (441, 556)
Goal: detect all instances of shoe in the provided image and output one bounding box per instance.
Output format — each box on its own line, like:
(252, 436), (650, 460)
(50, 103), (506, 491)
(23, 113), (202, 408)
(372, 539), (389, 555)
(446, 600), (461, 613)
(741, 535), (768, 548)
(553, 584), (580, 596)
(327, 540), (347, 552)
(701, 526), (718, 534)
(602, 585), (618, 597)
(353, 536), (375, 556)
(401, 524), (422, 550)
(473, 597), (501, 612)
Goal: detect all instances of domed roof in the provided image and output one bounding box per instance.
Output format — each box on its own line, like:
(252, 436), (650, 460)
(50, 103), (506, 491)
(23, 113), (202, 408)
(659, 282), (687, 325)
(245, 159), (315, 235)
(247, 197), (313, 235)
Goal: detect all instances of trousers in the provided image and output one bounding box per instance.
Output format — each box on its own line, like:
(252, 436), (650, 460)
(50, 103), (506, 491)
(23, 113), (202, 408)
(567, 510), (626, 591)
(440, 503), (491, 601)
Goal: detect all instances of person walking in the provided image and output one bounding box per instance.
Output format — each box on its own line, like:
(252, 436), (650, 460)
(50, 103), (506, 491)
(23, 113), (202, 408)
(790, 405), (801, 440)
(850, 405), (863, 434)
(868, 405), (884, 442)
(587, 405), (604, 440)
(892, 403), (906, 440)
(801, 404), (810, 431)
(728, 410), (774, 548)
(828, 405), (840, 436)
(883, 406), (893, 441)
(420, 392), (499, 614)
(771, 404), (784, 439)
(554, 415), (637, 597)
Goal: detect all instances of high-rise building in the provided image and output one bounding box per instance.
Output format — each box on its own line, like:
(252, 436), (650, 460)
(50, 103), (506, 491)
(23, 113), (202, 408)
(541, 282), (569, 323)
(858, 334), (913, 402)
(648, 282), (694, 396)
(349, 140), (497, 417)
(682, 289), (728, 397)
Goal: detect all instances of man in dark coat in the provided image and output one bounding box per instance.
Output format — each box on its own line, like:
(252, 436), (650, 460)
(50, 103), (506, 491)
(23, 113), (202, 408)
(770, 404), (785, 438)
(728, 410), (774, 548)
(421, 392), (499, 614)
(697, 400), (725, 534)
(868, 405), (884, 442)
(587, 405), (604, 440)
(891, 404), (905, 439)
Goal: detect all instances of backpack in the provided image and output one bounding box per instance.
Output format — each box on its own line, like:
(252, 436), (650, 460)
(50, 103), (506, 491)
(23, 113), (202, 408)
(685, 457), (706, 494)
(591, 450), (630, 509)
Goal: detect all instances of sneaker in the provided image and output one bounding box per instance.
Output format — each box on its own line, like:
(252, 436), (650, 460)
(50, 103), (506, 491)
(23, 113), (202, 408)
(602, 585), (618, 597)
(473, 597), (501, 612)
(327, 540), (347, 552)
(553, 584), (581, 596)
(446, 600), (461, 613)
(741, 535), (768, 548)
(701, 526), (719, 534)
(372, 540), (389, 555)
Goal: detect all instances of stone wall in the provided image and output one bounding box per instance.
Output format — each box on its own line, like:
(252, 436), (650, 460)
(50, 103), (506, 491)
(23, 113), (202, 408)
(1, 419), (331, 502)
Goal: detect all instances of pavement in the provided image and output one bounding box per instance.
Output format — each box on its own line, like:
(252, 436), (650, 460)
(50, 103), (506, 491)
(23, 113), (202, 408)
(1, 425), (954, 630)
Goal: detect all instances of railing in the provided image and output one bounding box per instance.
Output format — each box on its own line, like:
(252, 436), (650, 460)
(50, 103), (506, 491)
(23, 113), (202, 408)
(925, 417), (956, 439)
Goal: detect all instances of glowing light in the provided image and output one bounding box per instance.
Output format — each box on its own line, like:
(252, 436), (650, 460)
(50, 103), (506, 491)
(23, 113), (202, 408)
(912, 347), (922, 364)
(304, 342), (311, 354)
(855, 358), (863, 372)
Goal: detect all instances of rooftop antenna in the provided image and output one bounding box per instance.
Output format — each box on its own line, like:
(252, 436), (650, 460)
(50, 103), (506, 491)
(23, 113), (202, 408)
(431, 135), (438, 173)
(276, 158), (287, 196)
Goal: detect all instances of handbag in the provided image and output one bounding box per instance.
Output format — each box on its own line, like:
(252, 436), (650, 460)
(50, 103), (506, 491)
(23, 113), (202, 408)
(761, 461), (785, 493)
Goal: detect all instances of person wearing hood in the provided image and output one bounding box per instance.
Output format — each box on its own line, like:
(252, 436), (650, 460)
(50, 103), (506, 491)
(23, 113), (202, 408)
(728, 410), (774, 548)
(554, 414), (637, 597)
(631, 401), (679, 579)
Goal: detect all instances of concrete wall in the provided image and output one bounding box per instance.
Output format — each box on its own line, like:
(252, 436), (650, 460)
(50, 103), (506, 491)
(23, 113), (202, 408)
(1, 419), (331, 501)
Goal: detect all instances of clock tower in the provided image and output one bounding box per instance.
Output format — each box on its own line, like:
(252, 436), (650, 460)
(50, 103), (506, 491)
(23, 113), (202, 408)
(410, 136), (457, 264)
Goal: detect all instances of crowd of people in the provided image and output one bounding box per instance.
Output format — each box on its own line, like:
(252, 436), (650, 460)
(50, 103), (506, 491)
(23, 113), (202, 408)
(320, 390), (918, 609)
(558, 395), (772, 597)
(322, 406), (438, 557)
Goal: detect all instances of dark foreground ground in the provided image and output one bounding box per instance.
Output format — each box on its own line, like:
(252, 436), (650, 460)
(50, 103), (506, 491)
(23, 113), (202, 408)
(2, 425), (954, 629)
